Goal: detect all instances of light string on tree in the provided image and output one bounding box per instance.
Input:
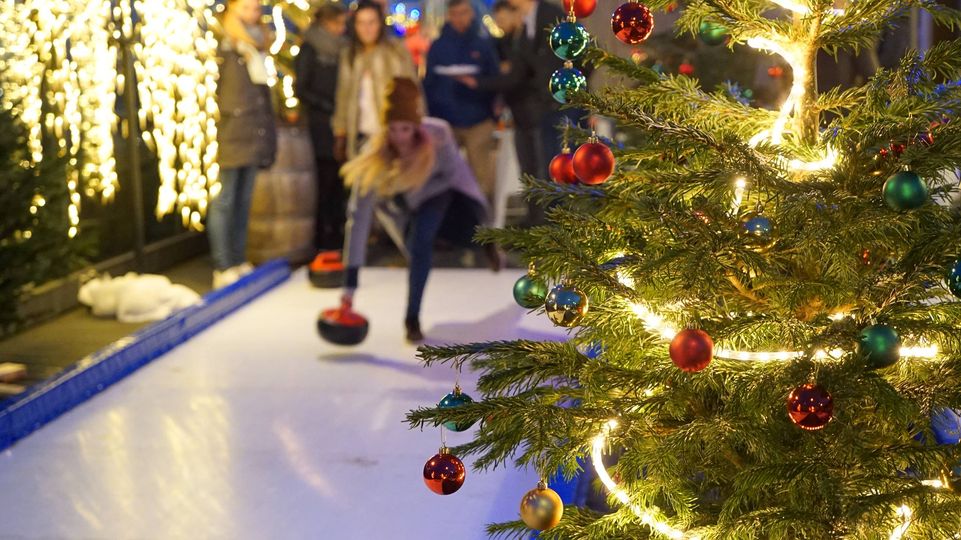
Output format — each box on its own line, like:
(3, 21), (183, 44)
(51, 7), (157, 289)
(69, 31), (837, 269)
(741, 0), (847, 173)
(592, 419), (935, 539)
(627, 301), (940, 361)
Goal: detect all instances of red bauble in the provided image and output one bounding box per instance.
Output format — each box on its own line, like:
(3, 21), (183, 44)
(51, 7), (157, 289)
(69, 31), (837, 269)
(669, 329), (713, 372)
(563, 0), (596, 18)
(786, 383), (833, 430)
(678, 62), (695, 76)
(572, 141), (615, 185)
(549, 151), (578, 184)
(889, 142), (906, 157)
(423, 449), (466, 495)
(665, 1), (679, 12)
(767, 66), (784, 78)
(611, 1), (654, 45)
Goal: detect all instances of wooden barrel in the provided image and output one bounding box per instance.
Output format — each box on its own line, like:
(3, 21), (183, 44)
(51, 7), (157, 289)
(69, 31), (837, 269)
(247, 126), (316, 265)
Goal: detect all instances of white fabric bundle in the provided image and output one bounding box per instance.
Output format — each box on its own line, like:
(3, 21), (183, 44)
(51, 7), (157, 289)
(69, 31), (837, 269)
(78, 273), (200, 323)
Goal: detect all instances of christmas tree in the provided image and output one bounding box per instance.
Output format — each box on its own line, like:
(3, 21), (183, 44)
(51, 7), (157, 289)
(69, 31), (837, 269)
(407, 0), (961, 537)
(0, 100), (86, 335)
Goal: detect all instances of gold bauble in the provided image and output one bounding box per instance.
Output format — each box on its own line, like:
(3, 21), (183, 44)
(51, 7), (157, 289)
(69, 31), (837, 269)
(519, 482), (563, 531)
(544, 283), (588, 327)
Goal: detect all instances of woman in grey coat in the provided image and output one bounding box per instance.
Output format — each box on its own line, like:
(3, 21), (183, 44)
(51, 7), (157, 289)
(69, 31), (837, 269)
(208, 0), (277, 288)
(340, 77), (501, 342)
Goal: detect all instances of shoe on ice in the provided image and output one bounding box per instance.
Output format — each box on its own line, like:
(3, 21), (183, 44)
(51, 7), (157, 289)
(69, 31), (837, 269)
(212, 268), (240, 289)
(405, 317), (424, 343)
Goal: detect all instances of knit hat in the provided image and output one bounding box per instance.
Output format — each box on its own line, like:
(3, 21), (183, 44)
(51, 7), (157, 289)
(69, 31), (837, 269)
(382, 77), (422, 124)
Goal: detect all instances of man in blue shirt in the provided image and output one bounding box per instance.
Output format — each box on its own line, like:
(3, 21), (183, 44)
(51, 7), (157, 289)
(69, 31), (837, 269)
(424, 0), (500, 202)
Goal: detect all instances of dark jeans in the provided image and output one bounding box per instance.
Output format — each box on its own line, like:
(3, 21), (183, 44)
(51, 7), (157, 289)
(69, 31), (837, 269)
(345, 191), (453, 321)
(207, 166), (257, 270)
(314, 157), (345, 250)
(515, 108), (582, 226)
(540, 108), (582, 166)
(514, 125), (545, 227)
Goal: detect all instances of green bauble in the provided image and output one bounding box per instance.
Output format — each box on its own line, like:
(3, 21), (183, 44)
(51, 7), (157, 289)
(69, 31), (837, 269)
(438, 388), (476, 432)
(859, 324), (900, 369)
(949, 259), (961, 298)
(549, 21), (590, 61)
(548, 66), (587, 104)
(698, 21), (728, 46)
(544, 283), (589, 327)
(514, 274), (549, 309)
(883, 171), (928, 211)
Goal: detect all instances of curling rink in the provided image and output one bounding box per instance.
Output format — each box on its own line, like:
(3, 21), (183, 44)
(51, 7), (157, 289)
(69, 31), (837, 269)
(0, 268), (567, 539)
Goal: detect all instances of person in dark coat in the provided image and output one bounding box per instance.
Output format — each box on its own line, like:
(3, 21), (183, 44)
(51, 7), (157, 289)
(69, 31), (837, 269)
(295, 3), (348, 251)
(423, 0), (501, 202)
(454, 0), (540, 180)
(209, 0), (277, 288)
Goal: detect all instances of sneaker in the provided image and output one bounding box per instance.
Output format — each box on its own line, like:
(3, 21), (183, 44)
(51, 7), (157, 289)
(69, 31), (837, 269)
(212, 267), (240, 289)
(236, 262), (255, 276)
(405, 317), (424, 343)
(483, 243), (506, 272)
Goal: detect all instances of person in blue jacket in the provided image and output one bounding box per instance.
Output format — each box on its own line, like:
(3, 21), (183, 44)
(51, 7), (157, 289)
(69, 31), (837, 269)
(423, 0), (500, 203)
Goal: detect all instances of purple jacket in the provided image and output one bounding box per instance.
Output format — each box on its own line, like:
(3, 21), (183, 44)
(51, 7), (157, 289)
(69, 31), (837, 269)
(343, 117), (490, 268)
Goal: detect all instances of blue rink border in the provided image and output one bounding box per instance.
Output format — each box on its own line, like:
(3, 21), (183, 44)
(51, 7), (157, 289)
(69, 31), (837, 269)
(0, 259), (291, 451)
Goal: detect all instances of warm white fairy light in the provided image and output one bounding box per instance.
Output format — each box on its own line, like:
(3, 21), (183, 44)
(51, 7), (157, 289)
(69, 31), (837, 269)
(0, 0), (118, 235)
(743, 32), (837, 171)
(0, 0), (219, 233)
(594, 421), (934, 539)
(888, 505), (912, 540)
(626, 301), (939, 361)
(270, 5), (286, 55)
(732, 176), (747, 212)
(282, 74), (299, 108)
(133, 0), (219, 229)
(769, 0), (811, 14)
(592, 420), (695, 539)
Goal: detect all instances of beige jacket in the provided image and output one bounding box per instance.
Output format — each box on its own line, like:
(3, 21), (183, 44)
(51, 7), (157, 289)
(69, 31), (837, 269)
(331, 38), (419, 159)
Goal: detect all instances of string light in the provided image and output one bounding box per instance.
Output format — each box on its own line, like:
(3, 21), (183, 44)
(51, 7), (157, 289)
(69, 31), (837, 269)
(744, 35), (836, 171)
(627, 301), (940, 361)
(592, 420), (694, 539)
(0, 0), (219, 233)
(133, 0), (219, 229)
(594, 420), (932, 539)
(0, 0), (117, 235)
(270, 5), (286, 55)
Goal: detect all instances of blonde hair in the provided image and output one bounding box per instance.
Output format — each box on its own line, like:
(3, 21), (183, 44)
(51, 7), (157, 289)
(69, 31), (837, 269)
(341, 128), (435, 197)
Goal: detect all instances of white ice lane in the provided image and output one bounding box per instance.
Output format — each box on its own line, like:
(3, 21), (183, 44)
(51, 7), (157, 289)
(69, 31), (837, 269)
(0, 268), (567, 540)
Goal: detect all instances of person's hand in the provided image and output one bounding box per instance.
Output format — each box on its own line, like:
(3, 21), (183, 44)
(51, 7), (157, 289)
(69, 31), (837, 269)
(333, 135), (347, 163)
(340, 289), (355, 310)
(455, 75), (478, 89)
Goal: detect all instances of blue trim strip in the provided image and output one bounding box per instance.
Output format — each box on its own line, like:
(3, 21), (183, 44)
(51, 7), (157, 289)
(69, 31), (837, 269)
(0, 259), (291, 451)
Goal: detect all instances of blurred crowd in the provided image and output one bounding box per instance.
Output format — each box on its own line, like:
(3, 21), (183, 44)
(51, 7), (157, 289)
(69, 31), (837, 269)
(212, 0), (580, 340)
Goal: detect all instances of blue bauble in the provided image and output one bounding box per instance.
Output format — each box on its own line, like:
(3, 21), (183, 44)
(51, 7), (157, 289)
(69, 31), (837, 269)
(549, 21), (590, 61)
(577, 340), (603, 359)
(438, 389), (476, 432)
(883, 171), (928, 211)
(858, 323), (900, 369)
(947, 259), (961, 298)
(932, 408), (961, 445)
(549, 66), (587, 104)
(739, 213), (774, 251)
